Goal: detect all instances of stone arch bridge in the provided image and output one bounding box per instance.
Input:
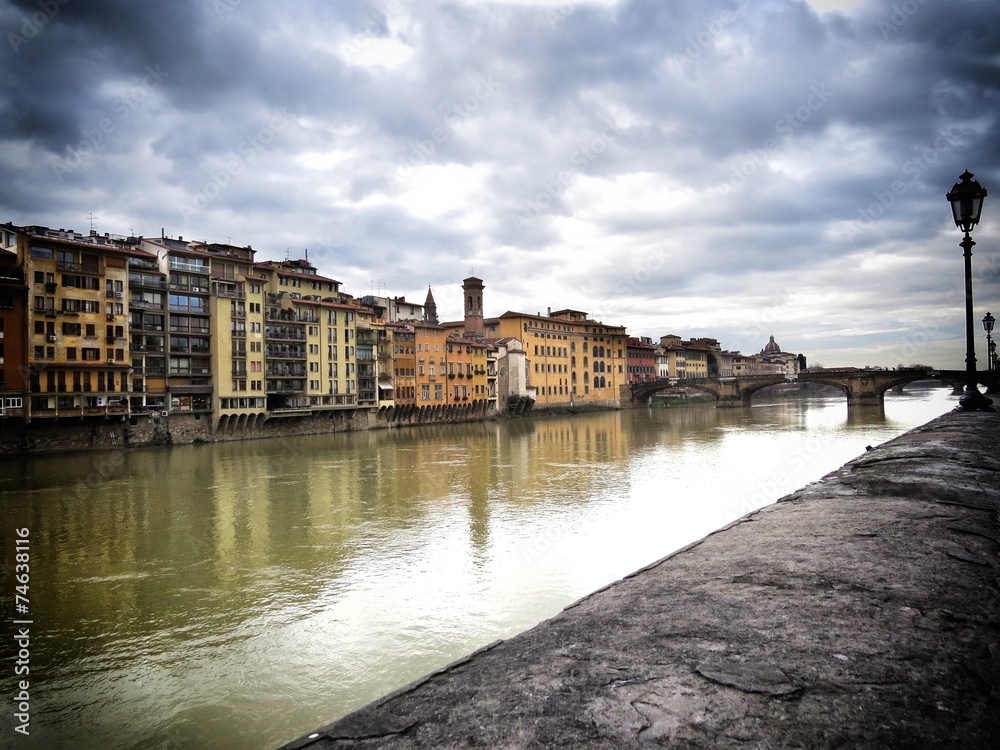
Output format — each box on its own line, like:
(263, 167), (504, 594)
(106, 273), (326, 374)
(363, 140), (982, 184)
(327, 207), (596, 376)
(626, 368), (944, 409)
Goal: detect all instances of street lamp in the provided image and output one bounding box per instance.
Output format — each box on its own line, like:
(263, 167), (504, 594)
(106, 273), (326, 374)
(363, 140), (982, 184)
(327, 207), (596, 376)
(985, 312), (996, 372)
(985, 311), (997, 392)
(945, 170), (991, 410)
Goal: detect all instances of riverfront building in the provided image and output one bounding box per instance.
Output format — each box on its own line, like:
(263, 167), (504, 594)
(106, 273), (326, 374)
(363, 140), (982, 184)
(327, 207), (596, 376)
(486, 308), (627, 408)
(626, 337), (657, 384)
(3, 218), (807, 449)
(8, 225), (153, 422)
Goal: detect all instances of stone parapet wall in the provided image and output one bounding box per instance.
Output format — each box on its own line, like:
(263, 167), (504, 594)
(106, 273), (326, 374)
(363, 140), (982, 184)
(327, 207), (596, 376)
(0, 403), (499, 456)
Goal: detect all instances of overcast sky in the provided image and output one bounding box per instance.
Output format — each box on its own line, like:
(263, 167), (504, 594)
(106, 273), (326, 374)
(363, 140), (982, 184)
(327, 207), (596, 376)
(2, 0), (998, 368)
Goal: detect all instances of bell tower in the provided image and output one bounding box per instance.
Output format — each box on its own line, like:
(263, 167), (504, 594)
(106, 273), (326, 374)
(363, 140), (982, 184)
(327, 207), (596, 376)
(463, 276), (484, 338)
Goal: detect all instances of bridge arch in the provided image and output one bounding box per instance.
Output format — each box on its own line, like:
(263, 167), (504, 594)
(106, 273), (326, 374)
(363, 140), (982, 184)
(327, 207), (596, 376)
(796, 369), (937, 407)
(629, 375), (787, 408)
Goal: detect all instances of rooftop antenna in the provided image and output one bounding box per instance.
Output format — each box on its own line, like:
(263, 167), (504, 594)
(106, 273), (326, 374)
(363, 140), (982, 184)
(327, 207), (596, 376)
(87, 212), (97, 233)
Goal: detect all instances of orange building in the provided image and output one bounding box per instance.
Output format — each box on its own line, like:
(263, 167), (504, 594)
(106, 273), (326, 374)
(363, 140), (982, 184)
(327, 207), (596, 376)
(389, 323), (415, 405)
(413, 322), (447, 406)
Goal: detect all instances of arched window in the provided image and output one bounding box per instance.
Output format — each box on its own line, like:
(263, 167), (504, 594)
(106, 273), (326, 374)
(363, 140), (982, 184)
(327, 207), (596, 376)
(600, 376), (606, 388)
(592, 345), (599, 357)
(593, 376), (600, 388)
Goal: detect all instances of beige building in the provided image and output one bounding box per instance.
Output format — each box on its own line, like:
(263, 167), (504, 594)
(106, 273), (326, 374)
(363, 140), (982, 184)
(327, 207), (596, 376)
(255, 258), (360, 415)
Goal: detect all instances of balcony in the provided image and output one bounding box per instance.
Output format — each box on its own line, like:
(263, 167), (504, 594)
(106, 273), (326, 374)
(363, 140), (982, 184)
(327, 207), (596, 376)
(130, 276), (167, 289)
(264, 328), (305, 342)
(266, 347), (306, 360)
(168, 259), (209, 273)
(129, 299), (164, 310)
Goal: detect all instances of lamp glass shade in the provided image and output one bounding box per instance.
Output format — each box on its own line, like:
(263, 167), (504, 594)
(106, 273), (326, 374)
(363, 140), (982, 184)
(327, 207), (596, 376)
(985, 311), (996, 334)
(947, 170), (987, 233)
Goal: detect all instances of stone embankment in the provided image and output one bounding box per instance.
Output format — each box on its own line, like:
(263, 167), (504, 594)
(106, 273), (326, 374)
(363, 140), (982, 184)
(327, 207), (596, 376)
(281, 409), (1000, 749)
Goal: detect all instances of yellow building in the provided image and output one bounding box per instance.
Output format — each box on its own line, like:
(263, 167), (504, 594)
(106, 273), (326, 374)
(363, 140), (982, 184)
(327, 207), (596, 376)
(444, 336), (489, 405)
(486, 308), (627, 407)
(255, 259), (358, 414)
(15, 226), (149, 420)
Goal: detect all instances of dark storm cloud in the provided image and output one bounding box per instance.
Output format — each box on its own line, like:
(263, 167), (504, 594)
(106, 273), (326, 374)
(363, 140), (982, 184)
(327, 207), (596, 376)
(2, 0), (999, 366)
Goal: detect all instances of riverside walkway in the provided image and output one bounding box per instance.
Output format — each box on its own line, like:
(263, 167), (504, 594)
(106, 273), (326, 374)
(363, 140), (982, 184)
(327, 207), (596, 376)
(281, 409), (1000, 749)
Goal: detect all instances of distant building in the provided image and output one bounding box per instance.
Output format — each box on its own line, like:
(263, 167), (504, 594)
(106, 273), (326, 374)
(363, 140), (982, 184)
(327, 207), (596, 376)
(626, 336), (657, 383)
(754, 334), (803, 376)
(423, 286), (439, 324)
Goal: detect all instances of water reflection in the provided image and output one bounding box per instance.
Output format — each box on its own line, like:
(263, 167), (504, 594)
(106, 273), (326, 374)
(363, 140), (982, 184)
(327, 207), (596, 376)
(0, 387), (956, 750)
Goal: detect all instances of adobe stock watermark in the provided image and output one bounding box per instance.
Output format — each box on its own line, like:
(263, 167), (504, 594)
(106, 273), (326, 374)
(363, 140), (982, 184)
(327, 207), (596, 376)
(612, 246), (670, 297)
(841, 126), (962, 241)
(542, 0), (578, 30)
(208, 0), (243, 21)
(178, 108), (294, 220)
(878, 0), (930, 40)
(511, 122), (623, 234)
(386, 74), (501, 188)
(716, 84), (832, 195)
(684, 0), (751, 60)
(340, 0), (405, 60)
(50, 65), (169, 182)
(7, 0), (70, 53)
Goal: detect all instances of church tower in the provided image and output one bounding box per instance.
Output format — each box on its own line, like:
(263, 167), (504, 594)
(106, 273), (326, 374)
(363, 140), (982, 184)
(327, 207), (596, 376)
(463, 276), (484, 338)
(423, 286), (439, 325)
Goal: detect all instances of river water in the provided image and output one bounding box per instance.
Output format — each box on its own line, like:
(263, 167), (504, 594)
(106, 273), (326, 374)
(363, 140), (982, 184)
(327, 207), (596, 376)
(1, 386), (956, 749)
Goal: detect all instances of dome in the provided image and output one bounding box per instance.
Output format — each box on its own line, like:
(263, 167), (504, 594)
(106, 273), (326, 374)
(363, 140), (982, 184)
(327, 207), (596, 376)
(763, 335), (781, 354)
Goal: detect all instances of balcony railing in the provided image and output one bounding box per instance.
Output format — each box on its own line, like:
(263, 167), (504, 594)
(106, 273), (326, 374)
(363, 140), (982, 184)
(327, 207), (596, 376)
(168, 259), (209, 273)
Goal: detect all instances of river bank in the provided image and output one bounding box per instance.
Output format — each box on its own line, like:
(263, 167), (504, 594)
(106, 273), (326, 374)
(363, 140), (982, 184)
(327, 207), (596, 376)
(280, 407), (1000, 749)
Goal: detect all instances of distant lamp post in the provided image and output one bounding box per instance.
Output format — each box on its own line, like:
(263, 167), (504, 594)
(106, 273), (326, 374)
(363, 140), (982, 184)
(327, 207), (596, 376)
(985, 311), (997, 392)
(946, 170), (991, 410)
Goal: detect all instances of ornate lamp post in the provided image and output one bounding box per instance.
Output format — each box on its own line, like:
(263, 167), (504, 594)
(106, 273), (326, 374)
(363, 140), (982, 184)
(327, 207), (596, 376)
(946, 170), (991, 410)
(985, 312), (996, 372)
(985, 311), (997, 392)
